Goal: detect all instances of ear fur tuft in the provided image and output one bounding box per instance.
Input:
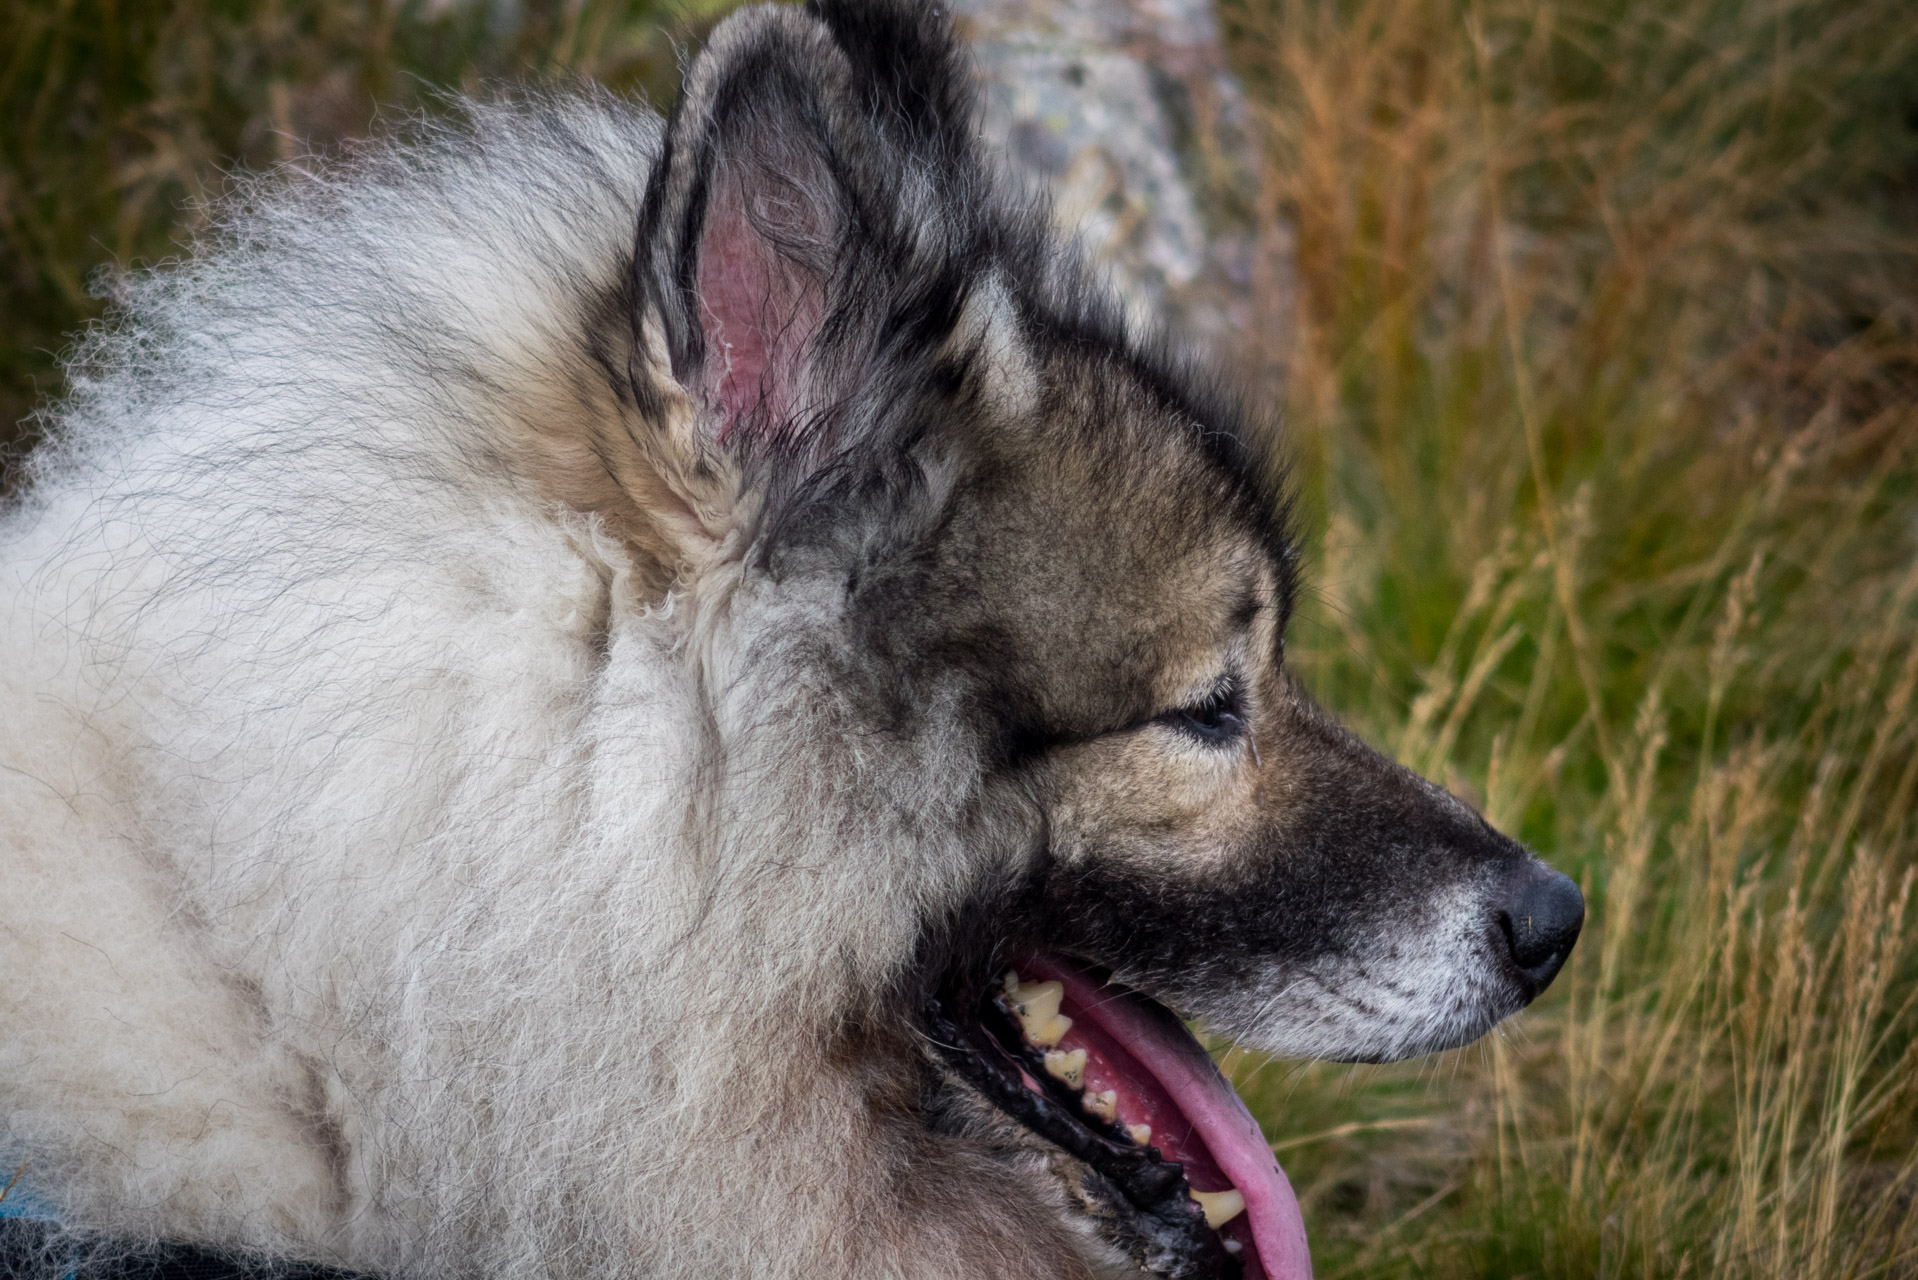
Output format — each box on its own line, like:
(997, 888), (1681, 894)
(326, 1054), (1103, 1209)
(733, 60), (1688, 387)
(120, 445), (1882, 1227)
(803, 0), (980, 173)
(630, 1), (989, 471)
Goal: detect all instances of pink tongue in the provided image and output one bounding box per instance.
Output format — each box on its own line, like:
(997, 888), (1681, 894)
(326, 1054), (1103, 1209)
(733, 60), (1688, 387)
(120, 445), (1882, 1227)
(1017, 955), (1313, 1280)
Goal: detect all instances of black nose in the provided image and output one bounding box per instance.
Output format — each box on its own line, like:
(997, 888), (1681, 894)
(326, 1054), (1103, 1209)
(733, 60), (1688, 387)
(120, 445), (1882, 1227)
(1498, 862), (1585, 990)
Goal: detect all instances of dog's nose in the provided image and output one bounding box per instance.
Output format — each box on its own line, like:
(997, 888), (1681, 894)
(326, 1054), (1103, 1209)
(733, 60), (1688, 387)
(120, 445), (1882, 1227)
(1498, 862), (1584, 989)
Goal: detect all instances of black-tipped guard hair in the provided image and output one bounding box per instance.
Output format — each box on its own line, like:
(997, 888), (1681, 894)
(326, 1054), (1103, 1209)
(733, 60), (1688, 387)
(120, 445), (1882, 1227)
(803, 0), (981, 175)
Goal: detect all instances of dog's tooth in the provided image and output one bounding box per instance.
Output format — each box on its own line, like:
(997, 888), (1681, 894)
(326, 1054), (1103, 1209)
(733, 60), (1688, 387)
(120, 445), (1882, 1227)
(1032, 1014), (1073, 1046)
(1223, 1240), (1243, 1256)
(1190, 1189), (1246, 1229)
(1007, 979), (1072, 1047)
(1008, 979), (1060, 1019)
(1126, 1123), (1152, 1146)
(1082, 1089), (1118, 1123)
(1042, 1047), (1087, 1090)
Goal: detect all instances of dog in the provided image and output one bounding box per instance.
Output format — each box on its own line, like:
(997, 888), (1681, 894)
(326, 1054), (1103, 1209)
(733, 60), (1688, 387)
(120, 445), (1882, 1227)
(0, 2), (1584, 1277)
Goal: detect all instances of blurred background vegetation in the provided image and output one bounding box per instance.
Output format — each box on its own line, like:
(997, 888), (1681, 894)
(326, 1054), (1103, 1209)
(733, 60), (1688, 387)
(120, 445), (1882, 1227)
(0, 0), (720, 471)
(1218, 0), (1918, 1275)
(4, 0), (1917, 1275)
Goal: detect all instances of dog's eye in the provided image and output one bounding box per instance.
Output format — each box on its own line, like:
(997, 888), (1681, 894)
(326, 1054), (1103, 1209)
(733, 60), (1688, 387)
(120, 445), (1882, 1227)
(1165, 684), (1245, 746)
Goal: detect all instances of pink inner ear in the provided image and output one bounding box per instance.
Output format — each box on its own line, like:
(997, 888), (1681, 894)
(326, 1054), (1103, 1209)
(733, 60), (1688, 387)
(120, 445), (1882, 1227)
(694, 178), (824, 446)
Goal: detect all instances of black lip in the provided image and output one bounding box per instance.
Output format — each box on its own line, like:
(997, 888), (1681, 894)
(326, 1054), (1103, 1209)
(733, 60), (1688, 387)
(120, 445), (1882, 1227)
(923, 981), (1242, 1280)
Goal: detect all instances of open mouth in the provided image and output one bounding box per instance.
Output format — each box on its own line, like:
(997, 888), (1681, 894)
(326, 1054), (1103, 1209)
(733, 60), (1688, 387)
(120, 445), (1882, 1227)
(925, 954), (1311, 1280)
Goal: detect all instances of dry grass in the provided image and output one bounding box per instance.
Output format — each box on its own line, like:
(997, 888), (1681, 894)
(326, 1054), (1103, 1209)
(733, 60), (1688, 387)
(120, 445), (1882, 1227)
(1218, 0), (1918, 1274)
(4, 0), (1917, 1274)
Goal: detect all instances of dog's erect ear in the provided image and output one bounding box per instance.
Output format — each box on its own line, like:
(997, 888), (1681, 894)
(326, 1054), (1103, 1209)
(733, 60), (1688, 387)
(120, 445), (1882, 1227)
(631, 0), (985, 475)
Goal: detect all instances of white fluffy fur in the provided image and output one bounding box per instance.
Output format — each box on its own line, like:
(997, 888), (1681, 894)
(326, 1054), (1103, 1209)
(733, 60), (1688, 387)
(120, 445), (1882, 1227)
(1, 92), (1027, 1278)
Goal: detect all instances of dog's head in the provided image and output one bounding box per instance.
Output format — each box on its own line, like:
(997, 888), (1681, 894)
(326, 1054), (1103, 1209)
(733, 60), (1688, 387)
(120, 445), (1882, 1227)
(605, 2), (1583, 1275)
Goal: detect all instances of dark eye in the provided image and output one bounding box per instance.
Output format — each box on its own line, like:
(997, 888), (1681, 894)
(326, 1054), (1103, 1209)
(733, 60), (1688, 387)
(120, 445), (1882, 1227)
(1165, 683), (1245, 746)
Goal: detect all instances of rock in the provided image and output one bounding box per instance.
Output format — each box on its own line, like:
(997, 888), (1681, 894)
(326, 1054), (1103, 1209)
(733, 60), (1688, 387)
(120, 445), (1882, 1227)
(951, 0), (1292, 391)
